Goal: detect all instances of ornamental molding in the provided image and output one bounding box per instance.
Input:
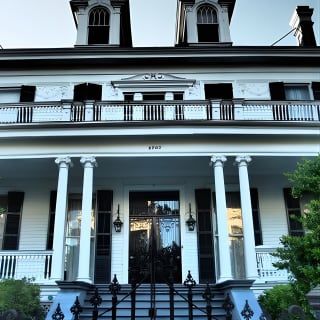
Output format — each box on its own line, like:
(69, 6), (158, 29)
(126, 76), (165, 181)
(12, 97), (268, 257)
(112, 73), (196, 91)
(120, 73), (189, 81)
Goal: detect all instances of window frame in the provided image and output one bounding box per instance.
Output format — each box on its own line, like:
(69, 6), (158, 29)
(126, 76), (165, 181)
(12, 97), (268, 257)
(88, 6), (110, 45)
(196, 5), (219, 42)
(283, 188), (304, 236)
(269, 82), (314, 101)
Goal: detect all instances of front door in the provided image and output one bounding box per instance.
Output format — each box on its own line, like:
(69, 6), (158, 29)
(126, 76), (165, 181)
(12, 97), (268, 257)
(128, 191), (182, 284)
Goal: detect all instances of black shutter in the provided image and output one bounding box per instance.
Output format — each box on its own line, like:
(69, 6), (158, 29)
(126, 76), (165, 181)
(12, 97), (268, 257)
(269, 82), (285, 100)
(196, 189), (215, 283)
(250, 189), (262, 246)
(20, 85), (36, 102)
(94, 190), (113, 284)
(311, 82), (320, 100)
(3, 192), (24, 250)
(74, 83), (88, 101)
(87, 83), (102, 100)
(7, 192), (24, 213)
(46, 191), (57, 250)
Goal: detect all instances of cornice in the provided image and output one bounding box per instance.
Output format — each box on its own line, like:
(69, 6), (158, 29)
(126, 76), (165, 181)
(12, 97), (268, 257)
(0, 46), (320, 68)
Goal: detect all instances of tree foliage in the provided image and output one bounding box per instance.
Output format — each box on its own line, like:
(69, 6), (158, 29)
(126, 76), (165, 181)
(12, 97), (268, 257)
(271, 156), (320, 317)
(0, 278), (43, 319)
(258, 284), (299, 320)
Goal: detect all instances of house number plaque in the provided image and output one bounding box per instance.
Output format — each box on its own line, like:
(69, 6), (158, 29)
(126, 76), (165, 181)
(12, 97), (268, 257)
(148, 145), (162, 150)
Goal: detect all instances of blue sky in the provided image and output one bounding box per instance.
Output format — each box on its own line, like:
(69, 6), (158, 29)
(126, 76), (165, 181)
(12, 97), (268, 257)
(0, 0), (319, 48)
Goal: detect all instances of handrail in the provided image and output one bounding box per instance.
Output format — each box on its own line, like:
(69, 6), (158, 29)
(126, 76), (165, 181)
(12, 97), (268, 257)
(161, 277), (221, 320)
(0, 99), (319, 124)
(97, 275), (148, 317)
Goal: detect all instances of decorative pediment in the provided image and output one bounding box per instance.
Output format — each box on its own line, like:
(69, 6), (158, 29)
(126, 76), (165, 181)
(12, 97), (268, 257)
(112, 73), (196, 91)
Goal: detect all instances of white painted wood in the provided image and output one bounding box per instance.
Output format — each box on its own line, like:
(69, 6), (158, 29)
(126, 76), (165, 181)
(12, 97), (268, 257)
(19, 187), (51, 250)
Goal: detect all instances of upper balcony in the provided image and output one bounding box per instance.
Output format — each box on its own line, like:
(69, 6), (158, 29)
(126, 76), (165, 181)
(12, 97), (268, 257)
(0, 99), (319, 126)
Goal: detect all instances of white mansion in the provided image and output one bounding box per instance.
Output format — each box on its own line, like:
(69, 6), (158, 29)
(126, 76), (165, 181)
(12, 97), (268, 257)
(0, 0), (319, 319)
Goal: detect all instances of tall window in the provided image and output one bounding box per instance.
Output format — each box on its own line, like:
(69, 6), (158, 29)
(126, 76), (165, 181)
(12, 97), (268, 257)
(0, 192), (24, 250)
(226, 192), (245, 279)
(213, 189), (262, 279)
(88, 7), (110, 45)
(197, 5), (219, 42)
(283, 188), (304, 236)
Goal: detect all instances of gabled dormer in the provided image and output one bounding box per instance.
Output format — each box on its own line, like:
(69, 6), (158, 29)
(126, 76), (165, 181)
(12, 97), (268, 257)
(70, 0), (132, 47)
(176, 0), (235, 46)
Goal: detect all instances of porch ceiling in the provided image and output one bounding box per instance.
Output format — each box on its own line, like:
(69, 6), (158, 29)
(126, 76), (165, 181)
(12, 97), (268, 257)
(0, 156), (312, 181)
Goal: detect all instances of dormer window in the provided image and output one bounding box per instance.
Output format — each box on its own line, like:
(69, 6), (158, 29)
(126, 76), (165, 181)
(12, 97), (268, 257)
(88, 7), (110, 45)
(197, 5), (219, 42)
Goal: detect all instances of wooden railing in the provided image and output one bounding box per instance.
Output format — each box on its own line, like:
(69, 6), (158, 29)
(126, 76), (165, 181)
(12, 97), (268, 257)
(0, 247), (288, 284)
(255, 247), (290, 282)
(0, 100), (319, 124)
(0, 250), (52, 282)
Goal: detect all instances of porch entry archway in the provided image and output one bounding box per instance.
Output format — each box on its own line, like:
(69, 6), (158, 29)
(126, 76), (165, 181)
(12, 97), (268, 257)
(128, 191), (182, 284)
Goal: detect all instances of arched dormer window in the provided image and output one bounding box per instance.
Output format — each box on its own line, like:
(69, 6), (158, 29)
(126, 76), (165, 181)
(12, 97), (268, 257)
(88, 7), (110, 45)
(197, 5), (219, 42)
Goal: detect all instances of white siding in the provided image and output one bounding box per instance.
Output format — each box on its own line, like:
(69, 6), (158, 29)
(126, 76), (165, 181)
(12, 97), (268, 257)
(254, 175), (288, 246)
(19, 184), (51, 250)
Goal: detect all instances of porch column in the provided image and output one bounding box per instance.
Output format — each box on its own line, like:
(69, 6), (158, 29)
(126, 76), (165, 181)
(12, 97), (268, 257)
(210, 155), (232, 281)
(235, 155), (258, 279)
(51, 157), (73, 281)
(77, 156), (97, 283)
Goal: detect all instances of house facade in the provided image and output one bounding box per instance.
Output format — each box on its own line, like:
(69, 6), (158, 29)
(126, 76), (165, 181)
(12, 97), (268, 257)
(0, 0), (319, 317)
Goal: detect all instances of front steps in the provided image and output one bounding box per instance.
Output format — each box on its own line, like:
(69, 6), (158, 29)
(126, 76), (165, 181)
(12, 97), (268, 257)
(46, 280), (264, 320)
(80, 283), (228, 320)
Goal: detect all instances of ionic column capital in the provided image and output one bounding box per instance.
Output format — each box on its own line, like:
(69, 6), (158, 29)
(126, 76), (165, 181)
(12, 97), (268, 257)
(80, 156), (98, 168)
(55, 157), (73, 168)
(210, 155), (227, 167)
(235, 155), (252, 166)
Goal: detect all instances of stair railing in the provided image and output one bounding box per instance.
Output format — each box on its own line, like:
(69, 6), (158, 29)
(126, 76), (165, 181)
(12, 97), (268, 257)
(96, 273), (148, 320)
(161, 270), (234, 320)
(68, 271), (235, 320)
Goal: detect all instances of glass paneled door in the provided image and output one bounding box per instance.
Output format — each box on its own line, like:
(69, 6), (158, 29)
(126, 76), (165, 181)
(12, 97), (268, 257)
(129, 191), (182, 284)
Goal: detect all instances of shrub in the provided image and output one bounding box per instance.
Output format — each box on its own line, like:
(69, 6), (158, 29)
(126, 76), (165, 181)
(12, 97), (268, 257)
(0, 278), (43, 319)
(258, 284), (299, 320)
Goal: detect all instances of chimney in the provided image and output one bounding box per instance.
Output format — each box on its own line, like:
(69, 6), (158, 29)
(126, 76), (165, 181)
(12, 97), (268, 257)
(289, 6), (317, 47)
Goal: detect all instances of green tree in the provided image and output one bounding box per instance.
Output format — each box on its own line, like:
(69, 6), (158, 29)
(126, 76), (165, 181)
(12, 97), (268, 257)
(0, 278), (43, 319)
(258, 284), (299, 320)
(271, 156), (320, 317)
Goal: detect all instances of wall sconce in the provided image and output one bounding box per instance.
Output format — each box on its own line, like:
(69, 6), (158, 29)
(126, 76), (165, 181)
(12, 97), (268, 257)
(113, 204), (123, 232)
(186, 203), (196, 231)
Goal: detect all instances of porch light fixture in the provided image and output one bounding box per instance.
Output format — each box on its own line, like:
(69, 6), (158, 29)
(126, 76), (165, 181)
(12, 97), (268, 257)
(113, 204), (123, 232)
(186, 203), (196, 231)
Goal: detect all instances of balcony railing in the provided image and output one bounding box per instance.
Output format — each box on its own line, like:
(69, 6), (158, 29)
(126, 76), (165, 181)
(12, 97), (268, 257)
(0, 250), (52, 283)
(255, 247), (290, 283)
(0, 100), (319, 124)
(0, 247), (288, 284)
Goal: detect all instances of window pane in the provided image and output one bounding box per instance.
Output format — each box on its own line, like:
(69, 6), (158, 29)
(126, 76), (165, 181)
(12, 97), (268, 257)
(197, 6), (217, 24)
(285, 86), (310, 100)
(283, 188), (304, 236)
